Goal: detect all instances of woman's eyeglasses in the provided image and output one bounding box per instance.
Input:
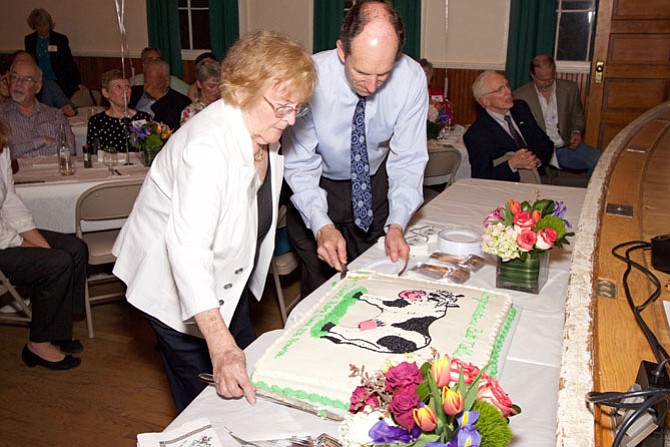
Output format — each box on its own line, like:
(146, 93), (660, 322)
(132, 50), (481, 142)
(263, 96), (309, 119)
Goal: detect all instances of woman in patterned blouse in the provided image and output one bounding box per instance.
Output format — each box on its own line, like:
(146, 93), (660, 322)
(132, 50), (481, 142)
(86, 69), (151, 151)
(180, 59), (221, 125)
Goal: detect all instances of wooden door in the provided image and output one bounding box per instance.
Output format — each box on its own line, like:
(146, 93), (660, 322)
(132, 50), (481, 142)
(585, 0), (670, 150)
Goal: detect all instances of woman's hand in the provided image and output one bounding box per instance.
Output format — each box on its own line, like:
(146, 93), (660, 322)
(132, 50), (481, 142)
(20, 229), (50, 248)
(194, 308), (256, 405)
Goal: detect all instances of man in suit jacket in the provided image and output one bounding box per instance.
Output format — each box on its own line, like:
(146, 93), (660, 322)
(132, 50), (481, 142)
(128, 59), (190, 131)
(463, 70), (553, 182)
(514, 54), (600, 177)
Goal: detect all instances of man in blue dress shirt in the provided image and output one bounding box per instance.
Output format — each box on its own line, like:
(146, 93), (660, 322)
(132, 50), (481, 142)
(283, 0), (428, 297)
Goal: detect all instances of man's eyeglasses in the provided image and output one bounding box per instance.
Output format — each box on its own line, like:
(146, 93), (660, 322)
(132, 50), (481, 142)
(263, 96), (309, 119)
(482, 83), (510, 96)
(9, 73), (39, 85)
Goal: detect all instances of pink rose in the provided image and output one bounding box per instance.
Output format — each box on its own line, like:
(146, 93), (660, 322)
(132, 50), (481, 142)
(477, 378), (518, 417)
(535, 228), (557, 250)
(513, 211), (534, 231)
(385, 361), (422, 393)
(349, 386), (380, 413)
(516, 230), (537, 252)
(390, 390), (420, 430)
(449, 358), (481, 386)
(483, 206), (505, 227)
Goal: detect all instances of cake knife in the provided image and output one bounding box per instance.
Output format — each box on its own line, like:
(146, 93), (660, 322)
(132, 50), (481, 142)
(197, 373), (344, 421)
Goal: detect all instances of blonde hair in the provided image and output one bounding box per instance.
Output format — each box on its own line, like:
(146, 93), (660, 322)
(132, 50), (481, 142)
(220, 30), (316, 109)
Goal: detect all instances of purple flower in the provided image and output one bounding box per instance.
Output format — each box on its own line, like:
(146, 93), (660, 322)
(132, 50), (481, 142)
(368, 420), (413, 444)
(455, 425), (481, 447)
(426, 443), (448, 447)
(552, 201), (572, 228)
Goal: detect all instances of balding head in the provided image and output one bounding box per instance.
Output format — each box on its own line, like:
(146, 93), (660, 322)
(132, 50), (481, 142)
(339, 0), (404, 59)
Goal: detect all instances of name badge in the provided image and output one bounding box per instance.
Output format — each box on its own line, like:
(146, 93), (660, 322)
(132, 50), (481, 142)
(48, 45), (58, 52)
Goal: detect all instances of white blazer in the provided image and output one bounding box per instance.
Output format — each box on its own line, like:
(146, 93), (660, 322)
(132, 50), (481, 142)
(0, 148), (36, 249)
(112, 100), (283, 336)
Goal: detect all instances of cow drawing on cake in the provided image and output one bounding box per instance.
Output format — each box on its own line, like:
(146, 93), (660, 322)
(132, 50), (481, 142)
(321, 289), (462, 353)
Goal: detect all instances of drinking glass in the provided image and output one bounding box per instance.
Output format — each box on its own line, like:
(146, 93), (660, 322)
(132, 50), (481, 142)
(102, 147), (118, 174)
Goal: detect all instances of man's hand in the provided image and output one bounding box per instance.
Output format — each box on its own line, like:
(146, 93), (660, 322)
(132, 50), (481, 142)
(316, 224), (347, 272)
(20, 229), (50, 248)
(569, 131), (583, 149)
(61, 104), (75, 117)
(509, 149), (540, 170)
(384, 224), (409, 264)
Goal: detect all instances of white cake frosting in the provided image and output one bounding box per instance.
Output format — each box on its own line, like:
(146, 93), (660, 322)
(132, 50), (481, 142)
(252, 271), (515, 413)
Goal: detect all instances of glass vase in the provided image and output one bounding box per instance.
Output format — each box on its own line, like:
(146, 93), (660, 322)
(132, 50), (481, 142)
(142, 144), (163, 167)
(496, 251), (550, 294)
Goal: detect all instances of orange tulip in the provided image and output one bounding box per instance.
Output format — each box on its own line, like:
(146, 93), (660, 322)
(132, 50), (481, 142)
(413, 404), (437, 432)
(431, 354), (451, 388)
(442, 387), (464, 416)
(507, 199), (521, 215)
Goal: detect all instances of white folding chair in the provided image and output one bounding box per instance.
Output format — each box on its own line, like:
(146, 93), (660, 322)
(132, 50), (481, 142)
(269, 205), (301, 325)
(75, 178), (143, 337)
(0, 268), (32, 325)
(71, 88), (102, 108)
(424, 144), (462, 188)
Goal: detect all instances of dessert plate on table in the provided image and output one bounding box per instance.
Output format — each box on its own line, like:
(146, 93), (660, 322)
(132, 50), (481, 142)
(363, 257), (406, 275)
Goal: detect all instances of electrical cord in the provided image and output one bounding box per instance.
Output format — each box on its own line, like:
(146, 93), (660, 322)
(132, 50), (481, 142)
(585, 240), (669, 447)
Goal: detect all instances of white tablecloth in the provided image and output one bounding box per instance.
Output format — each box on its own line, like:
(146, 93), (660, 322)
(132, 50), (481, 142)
(14, 152), (148, 233)
(164, 178), (587, 447)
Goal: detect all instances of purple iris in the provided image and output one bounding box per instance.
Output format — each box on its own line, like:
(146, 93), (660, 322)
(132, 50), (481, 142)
(369, 420), (416, 444)
(552, 200), (571, 228)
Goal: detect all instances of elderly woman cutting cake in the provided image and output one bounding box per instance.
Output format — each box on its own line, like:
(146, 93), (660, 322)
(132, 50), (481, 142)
(112, 30), (316, 413)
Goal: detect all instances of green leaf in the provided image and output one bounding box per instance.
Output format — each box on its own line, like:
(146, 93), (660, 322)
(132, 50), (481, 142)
(532, 199), (554, 216)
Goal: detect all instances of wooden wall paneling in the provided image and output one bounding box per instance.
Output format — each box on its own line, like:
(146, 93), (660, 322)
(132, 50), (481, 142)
(430, 67), (483, 125)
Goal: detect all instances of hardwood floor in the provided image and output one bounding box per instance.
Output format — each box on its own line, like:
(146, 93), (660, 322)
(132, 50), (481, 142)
(0, 271), (298, 447)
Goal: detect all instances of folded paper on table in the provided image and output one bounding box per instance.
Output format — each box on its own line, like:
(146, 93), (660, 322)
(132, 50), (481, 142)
(137, 418), (223, 447)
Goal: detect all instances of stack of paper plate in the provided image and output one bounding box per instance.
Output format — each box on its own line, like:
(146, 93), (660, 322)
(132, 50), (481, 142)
(437, 228), (481, 256)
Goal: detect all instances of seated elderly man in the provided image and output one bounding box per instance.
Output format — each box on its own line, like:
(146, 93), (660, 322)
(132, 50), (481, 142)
(129, 59), (190, 131)
(0, 59), (74, 158)
(514, 54), (600, 178)
(129, 47), (190, 96)
(463, 70), (553, 182)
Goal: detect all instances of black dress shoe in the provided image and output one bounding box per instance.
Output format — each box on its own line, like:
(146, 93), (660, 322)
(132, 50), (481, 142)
(22, 345), (81, 370)
(53, 339), (84, 354)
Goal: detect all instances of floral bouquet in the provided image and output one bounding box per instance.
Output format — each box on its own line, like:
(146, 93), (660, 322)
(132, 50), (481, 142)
(482, 198), (574, 293)
(339, 352), (520, 447)
(481, 198), (573, 262)
(427, 98), (454, 139)
(128, 119), (172, 166)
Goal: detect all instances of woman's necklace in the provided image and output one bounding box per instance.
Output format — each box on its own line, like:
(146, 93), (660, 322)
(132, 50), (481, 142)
(254, 144), (267, 162)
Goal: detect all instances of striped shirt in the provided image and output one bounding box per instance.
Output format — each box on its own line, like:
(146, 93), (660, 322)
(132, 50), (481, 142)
(0, 100), (75, 159)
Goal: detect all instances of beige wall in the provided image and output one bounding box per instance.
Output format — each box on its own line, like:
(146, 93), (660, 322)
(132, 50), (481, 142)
(0, 0), (147, 58)
(0, 0), (508, 69)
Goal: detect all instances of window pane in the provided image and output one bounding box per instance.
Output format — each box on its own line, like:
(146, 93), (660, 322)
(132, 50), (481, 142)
(179, 10), (190, 50)
(191, 10), (211, 50)
(562, 1), (593, 10)
(178, 0), (187, 7)
(191, 0), (208, 7)
(556, 12), (590, 61)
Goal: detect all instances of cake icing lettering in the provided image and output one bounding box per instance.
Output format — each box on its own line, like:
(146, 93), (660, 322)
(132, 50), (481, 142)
(320, 289), (462, 354)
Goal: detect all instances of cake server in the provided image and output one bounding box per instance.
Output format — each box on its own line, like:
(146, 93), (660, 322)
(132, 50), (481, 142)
(198, 373), (344, 421)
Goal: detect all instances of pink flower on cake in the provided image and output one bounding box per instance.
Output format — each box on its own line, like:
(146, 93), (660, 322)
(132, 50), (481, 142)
(384, 361), (422, 393)
(535, 228), (557, 250)
(516, 230), (537, 252)
(399, 290), (425, 302)
(413, 403), (437, 431)
(477, 377), (518, 417)
(390, 391), (420, 430)
(349, 385), (380, 413)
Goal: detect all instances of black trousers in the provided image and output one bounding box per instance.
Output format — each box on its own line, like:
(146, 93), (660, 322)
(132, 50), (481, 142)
(0, 230), (87, 342)
(287, 164), (389, 298)
(146, 289), (257, 414)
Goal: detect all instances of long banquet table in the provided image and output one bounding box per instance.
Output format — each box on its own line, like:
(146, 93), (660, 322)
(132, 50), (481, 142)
(14, 152), (148, 233)
(162, 178), (586, 447)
